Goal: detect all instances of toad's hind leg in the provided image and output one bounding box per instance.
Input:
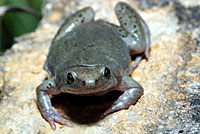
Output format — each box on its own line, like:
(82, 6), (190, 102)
(115, 2), (150, 72)
(53, 7), (95, 42)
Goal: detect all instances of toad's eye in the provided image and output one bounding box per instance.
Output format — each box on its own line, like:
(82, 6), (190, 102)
(103, 67), (111, 79)
(67, 72), (76, 84)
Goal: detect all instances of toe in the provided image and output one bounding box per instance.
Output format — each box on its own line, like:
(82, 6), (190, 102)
(101, 108), (113, 118)
(54, 111), (70, 119)
(49, 120), (56, 130)
(54, 116), (73, 127)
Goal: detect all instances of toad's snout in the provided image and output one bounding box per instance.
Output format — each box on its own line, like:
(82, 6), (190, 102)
(82, 79), (98, 89)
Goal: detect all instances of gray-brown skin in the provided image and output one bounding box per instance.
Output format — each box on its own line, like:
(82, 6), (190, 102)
(36, 2), (150, 130)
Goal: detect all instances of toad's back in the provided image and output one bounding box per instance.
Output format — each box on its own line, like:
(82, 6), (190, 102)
(47, 21), (131, 73)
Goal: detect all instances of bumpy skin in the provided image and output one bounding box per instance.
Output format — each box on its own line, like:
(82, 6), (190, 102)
(36, 2), (150, 130)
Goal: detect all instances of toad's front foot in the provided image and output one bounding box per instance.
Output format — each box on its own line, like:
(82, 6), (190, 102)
(36, 77), (72, 130)
(41, 108), (73, 130)
(101, 76), (143, 118)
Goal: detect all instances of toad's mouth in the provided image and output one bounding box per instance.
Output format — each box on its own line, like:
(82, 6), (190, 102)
(61, 81), (117, 95)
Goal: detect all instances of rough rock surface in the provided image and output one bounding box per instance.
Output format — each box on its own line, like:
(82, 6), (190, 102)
(0, 0), (200, 133)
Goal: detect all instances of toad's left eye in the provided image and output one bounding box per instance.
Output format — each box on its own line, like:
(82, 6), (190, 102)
(103, 67), (111, 79)
(67, 72), (76, 84)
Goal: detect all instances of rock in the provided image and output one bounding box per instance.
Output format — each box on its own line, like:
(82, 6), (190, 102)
(0, 0), (199, 133)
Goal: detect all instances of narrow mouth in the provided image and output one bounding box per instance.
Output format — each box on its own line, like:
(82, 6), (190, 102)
(62, 82), (115, 95)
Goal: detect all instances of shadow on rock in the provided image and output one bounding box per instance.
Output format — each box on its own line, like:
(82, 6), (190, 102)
(51, 91), (122, 124)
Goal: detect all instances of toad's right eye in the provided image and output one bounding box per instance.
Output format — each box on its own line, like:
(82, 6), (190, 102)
(103, 67), (111, 79)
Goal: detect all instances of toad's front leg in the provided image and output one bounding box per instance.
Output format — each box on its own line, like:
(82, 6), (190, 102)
(102, 76), (144, 117)
(36, 77), (72, 130)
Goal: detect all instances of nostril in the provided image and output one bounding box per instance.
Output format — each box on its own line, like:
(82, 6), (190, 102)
(83, 81), (86, 86)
